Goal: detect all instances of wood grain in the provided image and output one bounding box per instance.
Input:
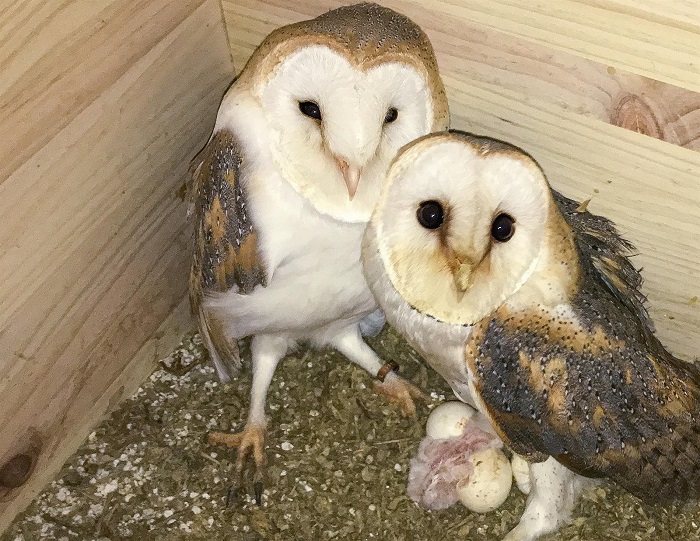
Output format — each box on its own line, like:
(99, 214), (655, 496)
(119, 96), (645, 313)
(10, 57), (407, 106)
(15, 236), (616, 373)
(437, 0), (700, 93)
(0, 0), (233, 531)
(222, 0), (699, 361)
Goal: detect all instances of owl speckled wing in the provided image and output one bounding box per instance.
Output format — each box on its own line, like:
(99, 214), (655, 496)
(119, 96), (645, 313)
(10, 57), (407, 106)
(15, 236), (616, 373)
(188, 130), (267, 372)
(467, 296), (700, 503)
(465, 180), (700, 505)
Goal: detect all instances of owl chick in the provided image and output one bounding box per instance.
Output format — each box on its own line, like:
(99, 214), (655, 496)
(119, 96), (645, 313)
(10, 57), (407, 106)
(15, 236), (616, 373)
(188, 3), (448, 500)
(363, 130), (700, 541)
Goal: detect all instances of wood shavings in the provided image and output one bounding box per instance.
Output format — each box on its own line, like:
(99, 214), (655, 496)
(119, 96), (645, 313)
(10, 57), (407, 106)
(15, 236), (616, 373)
(3, 330), (700, 540)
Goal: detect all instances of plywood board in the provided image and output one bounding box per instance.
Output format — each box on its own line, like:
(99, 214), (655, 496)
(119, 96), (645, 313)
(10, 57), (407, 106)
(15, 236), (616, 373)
(0, 0), (233, 531)
(222, 0), (699, 361)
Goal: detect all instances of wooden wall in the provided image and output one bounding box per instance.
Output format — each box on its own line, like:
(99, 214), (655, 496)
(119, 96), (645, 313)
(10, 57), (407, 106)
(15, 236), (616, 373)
(0, 0), (233, 532)
(222, 0), (699, 360)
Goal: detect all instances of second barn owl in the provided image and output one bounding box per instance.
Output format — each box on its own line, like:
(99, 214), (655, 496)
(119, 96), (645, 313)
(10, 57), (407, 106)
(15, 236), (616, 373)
(363, 130), (699, 540)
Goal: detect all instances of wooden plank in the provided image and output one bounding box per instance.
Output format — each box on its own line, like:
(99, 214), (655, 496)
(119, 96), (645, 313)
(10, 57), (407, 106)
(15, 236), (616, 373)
(603, 0), (700, 28)
(222, 0), (698, 362)
(0, 0), (232, 532)
(223, 0), (700, 93)
(410, 2), (700, 151)
(436, 0), (700, 93)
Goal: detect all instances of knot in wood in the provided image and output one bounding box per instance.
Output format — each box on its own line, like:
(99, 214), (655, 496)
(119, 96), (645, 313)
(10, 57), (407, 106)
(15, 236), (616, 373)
(0, 453), (34, 488)
(611, 94), (662, 140)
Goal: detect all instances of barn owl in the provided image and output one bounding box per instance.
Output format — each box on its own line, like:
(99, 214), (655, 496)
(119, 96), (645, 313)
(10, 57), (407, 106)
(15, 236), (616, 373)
(188, 3), (448, 501)
(363, 130), (700, 541)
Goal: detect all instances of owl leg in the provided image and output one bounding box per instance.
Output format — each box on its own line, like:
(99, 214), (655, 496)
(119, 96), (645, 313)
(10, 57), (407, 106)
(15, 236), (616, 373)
(503, 457), (589, 541)
(208, 334), (288, 505)
(329, 325), (426, 417)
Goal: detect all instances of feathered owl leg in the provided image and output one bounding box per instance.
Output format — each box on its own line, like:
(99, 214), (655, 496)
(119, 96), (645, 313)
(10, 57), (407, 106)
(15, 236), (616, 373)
(330, 325), (426, 417)
(503, 457), (592, 541)
(208, 334), (288, 504)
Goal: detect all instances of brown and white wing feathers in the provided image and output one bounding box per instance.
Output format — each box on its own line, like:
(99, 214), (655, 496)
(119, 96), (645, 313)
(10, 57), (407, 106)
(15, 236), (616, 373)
(188, 129), (267, 376)
(466, 275), (700, 504)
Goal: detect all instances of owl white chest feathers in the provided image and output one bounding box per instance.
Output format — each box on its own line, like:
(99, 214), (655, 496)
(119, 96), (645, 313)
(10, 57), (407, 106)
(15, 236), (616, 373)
(203, 97), (377, 344)
(362, 225), (475, 405)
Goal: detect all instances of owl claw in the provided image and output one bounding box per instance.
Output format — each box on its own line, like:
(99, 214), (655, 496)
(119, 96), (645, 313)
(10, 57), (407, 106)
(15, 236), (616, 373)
(372, 372), (427, 417)
(254, 481), (263, 505)
(225, 485), (239, 508)
(208, 424), (266, 504)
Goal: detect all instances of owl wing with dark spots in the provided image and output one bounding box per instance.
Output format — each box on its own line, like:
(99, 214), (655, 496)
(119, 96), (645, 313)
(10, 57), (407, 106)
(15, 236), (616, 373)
(466, 312), (700, 504)
(188, 129), (267, 298)
(553, 190), (653, 330)
(187, 130), (267, 375)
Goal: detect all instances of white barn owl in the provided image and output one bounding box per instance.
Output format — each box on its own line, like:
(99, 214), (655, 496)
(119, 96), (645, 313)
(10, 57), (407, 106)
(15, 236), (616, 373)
(363, 131), (700, 540)
(188, 3), (449, 502)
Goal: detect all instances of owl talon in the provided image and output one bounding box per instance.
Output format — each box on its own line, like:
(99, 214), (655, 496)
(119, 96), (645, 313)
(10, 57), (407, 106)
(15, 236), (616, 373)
(254, 481), (263, 505)
(225, 485), (238, 508)
(209, 424), (266, 503)
(372, 372), (427, 417)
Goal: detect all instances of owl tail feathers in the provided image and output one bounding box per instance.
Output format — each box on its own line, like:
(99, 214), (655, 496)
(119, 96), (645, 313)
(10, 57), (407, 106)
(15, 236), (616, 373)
(197, 309), (241, 383)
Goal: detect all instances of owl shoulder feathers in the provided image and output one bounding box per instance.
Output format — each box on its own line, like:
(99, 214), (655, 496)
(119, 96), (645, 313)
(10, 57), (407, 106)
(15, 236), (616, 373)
(188, 129), (267, 300)
(553, 190), (652, 330)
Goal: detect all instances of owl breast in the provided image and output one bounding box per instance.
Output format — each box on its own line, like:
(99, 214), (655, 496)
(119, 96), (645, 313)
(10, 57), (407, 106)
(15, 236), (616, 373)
(401, 311), (475, 405)
(363, 229), (475, 404)
(205, 166), (377, 342)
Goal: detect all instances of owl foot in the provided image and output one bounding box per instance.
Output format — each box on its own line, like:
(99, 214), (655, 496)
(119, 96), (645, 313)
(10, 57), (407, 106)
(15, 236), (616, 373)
(372, 372), (427, 417)
(502, 457), (586, 541)
(208, 424), (266, 505)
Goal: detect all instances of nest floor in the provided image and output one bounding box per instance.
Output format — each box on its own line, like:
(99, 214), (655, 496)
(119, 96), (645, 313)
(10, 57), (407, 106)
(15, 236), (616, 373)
(3, 330), (700, 541)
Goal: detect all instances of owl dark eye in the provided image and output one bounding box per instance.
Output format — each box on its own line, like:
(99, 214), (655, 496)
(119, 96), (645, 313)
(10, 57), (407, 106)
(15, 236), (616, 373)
(299, 100), (322, 120)
(491, 213), (515, 242)
(416, 200), (444, 229)
(384, 107), (398, 123)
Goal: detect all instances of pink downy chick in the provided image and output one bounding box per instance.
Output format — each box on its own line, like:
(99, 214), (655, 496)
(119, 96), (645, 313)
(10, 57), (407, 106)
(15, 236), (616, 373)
(407, 405), (501, 510)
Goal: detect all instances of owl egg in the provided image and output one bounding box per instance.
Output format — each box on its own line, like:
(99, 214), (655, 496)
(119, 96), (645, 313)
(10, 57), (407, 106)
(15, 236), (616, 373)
(425, 401), (476, 439)
(457, 448), (513, 513)
(511, 454), (531, 495)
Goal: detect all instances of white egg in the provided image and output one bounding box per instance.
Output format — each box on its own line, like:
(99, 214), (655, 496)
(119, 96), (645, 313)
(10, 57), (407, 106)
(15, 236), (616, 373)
(425, 401), (476, 439)
(511, 454), (531, 495)
(457, 448), (513, 513)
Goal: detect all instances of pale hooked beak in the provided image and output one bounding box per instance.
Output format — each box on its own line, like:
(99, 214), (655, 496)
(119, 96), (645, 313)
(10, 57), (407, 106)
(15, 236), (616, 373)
(335, 157), (361, 200)
(453, 261), (473, 294)
(444, 245), (474, 298)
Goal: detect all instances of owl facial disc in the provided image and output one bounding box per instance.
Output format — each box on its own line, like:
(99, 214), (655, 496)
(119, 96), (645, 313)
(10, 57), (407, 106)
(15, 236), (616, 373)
(216, 2), (450, 223)
(371, 132), (552, 325)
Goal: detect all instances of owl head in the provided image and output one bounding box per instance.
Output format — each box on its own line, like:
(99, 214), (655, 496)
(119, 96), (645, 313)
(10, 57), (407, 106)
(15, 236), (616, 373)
(218, 3), (448, 222)
(366, 130), (578, 325)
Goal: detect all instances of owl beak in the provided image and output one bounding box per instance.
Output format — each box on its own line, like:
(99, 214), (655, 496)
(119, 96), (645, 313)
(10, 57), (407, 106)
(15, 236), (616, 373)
(335, 158), (361, 200)
(453, 262), (473, 294)
(444, 245), (474, 298)
(452, 260), (473, 300)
